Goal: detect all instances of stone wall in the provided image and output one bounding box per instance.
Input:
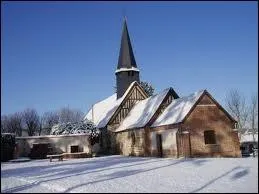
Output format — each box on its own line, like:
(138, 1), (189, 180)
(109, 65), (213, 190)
(16, 134), (99, 157)
(115, 129), (145, 156)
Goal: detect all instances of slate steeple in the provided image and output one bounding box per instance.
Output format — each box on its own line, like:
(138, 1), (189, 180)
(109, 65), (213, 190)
(115, 18), (140, 99)
(117, 18), (138, 70)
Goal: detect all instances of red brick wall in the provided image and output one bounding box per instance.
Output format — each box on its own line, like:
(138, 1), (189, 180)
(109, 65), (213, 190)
(181, 94), (241, 157)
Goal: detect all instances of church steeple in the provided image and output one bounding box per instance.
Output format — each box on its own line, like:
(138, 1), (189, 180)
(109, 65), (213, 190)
(115, 19), (140, 99)
(116, 18), (138, 70)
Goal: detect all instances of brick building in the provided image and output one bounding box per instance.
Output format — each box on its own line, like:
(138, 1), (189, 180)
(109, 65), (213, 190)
(84, 19), (241, 158)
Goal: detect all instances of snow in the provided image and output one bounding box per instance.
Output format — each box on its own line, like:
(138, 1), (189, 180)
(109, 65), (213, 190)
(115, 88), (170, 132)
(50, 121), (98, 136)
(84, 81), (138, 129)
(115, 67), (140, 73)
(240, 133), (258, 143)
(152, 90), (205, 127)
(84, 94), (117, 126)
(1, 156), (257, 193)
(9, 158), (31, 163)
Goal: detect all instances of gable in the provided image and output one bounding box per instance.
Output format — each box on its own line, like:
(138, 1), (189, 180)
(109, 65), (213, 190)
(108, 82), (148, 128)
(115, 88), (171, 132)
(147, 88), (179, 127)
(197, 94), (214, 105)
(85, 81), (147, 129)
(151, 90), (204, 127)
(182, 91), (237, 124)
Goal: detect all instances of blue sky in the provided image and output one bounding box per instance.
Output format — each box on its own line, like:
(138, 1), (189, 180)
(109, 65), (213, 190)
(1, 1), (258, 116)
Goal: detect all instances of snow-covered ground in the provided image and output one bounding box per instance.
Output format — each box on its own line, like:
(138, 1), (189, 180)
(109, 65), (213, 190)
(1, 155), (258, 193)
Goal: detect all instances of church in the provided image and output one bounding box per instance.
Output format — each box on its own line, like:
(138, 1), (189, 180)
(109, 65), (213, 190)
(84, 19), (241, 158)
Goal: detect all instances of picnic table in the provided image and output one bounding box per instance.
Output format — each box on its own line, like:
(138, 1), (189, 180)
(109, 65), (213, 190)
(46, 152), (92, 162)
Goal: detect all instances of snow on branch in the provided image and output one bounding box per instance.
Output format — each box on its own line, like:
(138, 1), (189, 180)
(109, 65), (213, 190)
(50, 120), (100, 138)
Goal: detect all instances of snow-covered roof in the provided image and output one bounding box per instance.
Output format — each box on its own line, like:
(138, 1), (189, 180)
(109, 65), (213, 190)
(115, 67), (140, 73)
(84, 93), (117, 125)
(151, 90), (205, 127)
(84, 81), (138, 129)
(115, 88), (171, 132)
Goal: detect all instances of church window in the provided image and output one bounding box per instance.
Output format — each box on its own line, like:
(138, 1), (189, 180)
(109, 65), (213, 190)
(204, 130), (216, 144)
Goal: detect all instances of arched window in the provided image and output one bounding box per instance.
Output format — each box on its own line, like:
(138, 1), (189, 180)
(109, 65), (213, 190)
(204, 130), (216, 144)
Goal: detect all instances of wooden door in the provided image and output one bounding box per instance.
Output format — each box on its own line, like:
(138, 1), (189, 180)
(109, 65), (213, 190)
(182, 133), (191, 158)
(156, 134), (163, 157)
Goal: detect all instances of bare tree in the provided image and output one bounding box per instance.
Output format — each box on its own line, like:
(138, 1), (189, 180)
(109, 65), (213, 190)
(249, 92), (258, 157)
(23, 109), (40, 136)
(40, 111), (59, 135)
(140, 81), (155, 97)
(1, 113), (23, 136)
(58, 107), (84, 123)
(38, 116), (44, 136)
(1, 115), (9, 133)
(225, 89), (249, 138)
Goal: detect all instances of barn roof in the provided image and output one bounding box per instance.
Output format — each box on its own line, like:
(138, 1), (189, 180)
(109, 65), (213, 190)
(151, 90), (205, 127)
(115, 88), (171, 132)
(84, 81), (139, 128)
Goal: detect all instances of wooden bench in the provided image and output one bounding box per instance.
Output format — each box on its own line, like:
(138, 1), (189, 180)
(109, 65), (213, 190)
(47, 152), (92, 162)
(62, 152), (91, 159)
(46, 154), (64, 162)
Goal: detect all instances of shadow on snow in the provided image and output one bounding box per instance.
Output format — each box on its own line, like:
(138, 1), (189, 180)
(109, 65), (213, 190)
(1, 156), (251, 193)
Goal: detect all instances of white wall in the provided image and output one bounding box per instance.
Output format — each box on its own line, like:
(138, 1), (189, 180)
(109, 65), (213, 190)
(150, 128), (178, 153)
(16, 134), (97, 157)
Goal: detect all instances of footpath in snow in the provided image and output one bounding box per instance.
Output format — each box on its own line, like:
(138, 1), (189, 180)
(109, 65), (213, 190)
(1, 155), (258, 193)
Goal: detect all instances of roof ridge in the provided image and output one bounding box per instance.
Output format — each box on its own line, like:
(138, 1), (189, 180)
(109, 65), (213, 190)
(93, 93), (117, 106)
(174, 89), (205, 101)
(150, 87), (171, 98)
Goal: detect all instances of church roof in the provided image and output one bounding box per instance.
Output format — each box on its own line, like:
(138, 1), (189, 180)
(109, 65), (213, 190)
(84, 81), (139, 128)
(84, 93), (117, 126)
(116, 19), (139, 71)
(151, 90), (205, 127)
(115, 88), (171, 132)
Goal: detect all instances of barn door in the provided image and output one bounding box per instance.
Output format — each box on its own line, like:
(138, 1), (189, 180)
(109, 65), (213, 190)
(177, 132), (191, 158)
(156, 134), (163, 157)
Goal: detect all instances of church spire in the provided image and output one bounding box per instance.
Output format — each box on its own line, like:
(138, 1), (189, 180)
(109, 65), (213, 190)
(115, 19), (140, 99)
(116, 18), (138, 70)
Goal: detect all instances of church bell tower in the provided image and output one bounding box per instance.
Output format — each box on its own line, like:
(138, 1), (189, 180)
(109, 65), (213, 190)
(115, 18), (140, 99)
